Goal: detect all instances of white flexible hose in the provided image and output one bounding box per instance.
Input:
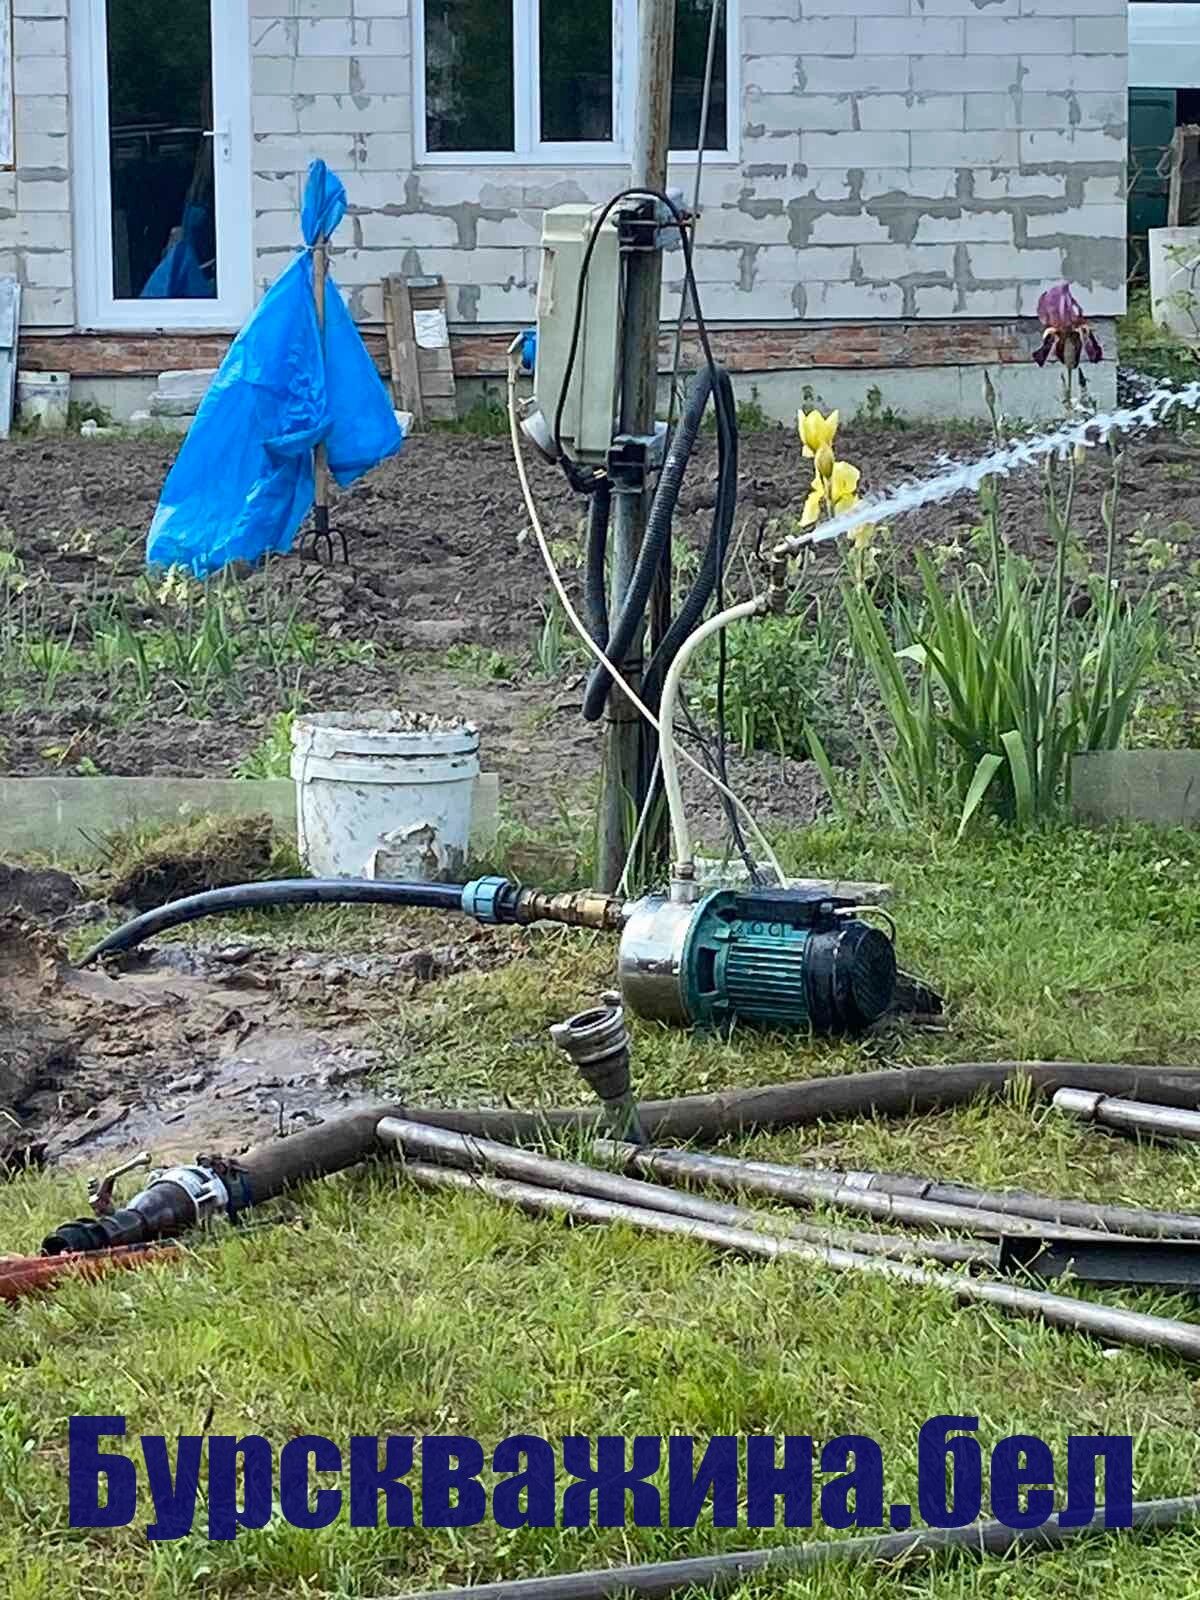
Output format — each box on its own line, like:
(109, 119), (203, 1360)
(505, 352), (784, 887)
(658, 594), (769, 872)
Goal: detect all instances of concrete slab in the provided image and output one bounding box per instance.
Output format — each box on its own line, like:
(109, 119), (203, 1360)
(1072, 751), (1200, 828)
(0, 772), (500, 863)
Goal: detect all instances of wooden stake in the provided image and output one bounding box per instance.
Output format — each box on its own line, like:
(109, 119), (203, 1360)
(312, 236), (341, 561)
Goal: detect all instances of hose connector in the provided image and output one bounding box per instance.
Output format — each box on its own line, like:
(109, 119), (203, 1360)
(550, 1000), (645, 1144)
(513, 888), (624, 930)
(461, 875), (514, 925)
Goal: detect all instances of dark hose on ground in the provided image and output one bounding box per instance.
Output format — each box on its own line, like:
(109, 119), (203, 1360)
(305, 1061), (1200, 1151)
(77, 878), (468, 966)
(394, 1495), (1200, 1600)
(185, 1062), (1200, 1216)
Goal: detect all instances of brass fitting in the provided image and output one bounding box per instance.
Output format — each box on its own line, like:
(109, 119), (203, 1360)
(513, 888), (624, 931)
(766, 549), (790, 613)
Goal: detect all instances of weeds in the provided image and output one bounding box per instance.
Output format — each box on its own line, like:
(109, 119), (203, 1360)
(444, 642), (519, 681)
(236, 709), (298, 780)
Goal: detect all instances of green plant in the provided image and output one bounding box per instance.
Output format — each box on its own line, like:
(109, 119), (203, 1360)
(430, 394), (509, 437)
(855, 384), (909, 430)
(444, 642), (518, 681)
(236, 709), (298, 779)
(844, 471), (1157, 835)
(691, 613), (826, 761)
(531, 600), (584, 679)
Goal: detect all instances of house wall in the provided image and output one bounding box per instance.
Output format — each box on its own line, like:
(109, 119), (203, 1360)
(248, 0), (1129, 330)
(0, 0), (73, 329)
(4, 0), (1128, 418)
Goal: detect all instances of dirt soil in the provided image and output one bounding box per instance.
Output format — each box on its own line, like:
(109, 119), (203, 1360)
(0, 910), (523, 1168)
(2, 423), (1195, 827)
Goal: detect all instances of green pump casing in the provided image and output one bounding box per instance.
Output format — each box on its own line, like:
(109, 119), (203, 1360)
(617, 887), (896, 1032)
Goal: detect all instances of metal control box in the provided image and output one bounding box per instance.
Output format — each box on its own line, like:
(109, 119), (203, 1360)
(532, 205), (622, 464)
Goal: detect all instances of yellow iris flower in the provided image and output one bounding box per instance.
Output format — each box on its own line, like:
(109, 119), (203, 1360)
(797, 408), (839, 459)
(801, 460), (860, 528)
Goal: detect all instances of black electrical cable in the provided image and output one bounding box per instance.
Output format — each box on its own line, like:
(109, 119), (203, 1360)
(78, 878), (469, 966)
(581, 365), (732, 721)
(582, 482), (612, 649)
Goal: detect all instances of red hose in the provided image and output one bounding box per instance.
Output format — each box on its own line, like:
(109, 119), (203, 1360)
(0, 1243), (180, 1302)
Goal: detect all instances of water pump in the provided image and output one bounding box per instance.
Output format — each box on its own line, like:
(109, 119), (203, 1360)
(617, 886), (896, 1032)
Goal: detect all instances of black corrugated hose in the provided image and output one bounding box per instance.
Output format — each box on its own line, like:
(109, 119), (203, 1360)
(581, 363), (738, 723)
(78, 878), (467, 966)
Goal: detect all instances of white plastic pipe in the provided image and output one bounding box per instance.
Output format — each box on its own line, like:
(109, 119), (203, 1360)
(658, 594), (769, 875)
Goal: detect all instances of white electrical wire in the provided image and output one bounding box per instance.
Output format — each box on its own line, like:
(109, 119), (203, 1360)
(505, 349), (785, 888)
(657, 593), (769, 872)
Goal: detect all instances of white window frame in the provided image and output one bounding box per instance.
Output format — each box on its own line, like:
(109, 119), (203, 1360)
(70, 0), (254, 332)
(414, 0), (739, 167)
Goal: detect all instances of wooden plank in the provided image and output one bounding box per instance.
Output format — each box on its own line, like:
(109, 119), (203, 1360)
(381, 273), (424, 425)
(405, 275), (458, 421)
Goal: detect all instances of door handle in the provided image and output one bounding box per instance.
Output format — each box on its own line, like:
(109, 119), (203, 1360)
(202, 120), (232, 162)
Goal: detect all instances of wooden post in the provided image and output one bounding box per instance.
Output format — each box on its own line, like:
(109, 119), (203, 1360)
(595, 0), (676, 893)
(311, 235), (337, 560)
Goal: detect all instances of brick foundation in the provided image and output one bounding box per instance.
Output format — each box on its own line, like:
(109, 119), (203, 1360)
(19, 319), (1052, 381)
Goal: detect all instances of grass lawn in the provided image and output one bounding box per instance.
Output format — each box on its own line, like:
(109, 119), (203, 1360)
(4, 819), (1200, 1598)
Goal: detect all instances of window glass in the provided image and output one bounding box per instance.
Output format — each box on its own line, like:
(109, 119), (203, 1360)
(540, 0), (614, 143)
(670, 0), (727, 152)
(424, 0), (516, 153)
(106, 0), (216, 299)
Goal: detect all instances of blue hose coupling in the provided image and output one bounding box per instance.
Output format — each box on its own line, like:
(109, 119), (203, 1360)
(461, 876), (511, 925)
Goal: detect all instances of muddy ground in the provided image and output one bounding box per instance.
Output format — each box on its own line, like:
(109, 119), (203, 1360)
(3, 422), (1197, 829)
(0, 906), (526, 1170)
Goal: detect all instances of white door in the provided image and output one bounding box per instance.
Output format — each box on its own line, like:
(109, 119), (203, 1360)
(72, 0), (254, 332)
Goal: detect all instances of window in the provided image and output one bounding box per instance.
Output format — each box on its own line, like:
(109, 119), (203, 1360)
(417, 0), (733, 163)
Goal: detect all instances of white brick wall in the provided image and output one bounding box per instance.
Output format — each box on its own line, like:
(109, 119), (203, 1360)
(2, 0), (73, 327)
(3, 0), (1129, 335)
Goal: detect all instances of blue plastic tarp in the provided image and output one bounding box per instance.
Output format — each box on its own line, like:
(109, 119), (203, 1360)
(146, 160), (404, 578)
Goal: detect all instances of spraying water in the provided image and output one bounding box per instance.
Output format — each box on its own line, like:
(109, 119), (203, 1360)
(801, 377), (1200, 548)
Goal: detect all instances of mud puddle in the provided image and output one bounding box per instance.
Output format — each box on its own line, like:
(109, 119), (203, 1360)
(0, 914), (514, 1169)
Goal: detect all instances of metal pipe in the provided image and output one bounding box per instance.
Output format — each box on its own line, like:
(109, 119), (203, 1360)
(374, 1119), (989, 1269)
(1054, 1087), (1200, 1145)
(396, 1163), (1200, 1362)
(594, 1143), (1109, 1242)
(812, 1164), (1200, 1243)
(395, 1495), (1200, 1600)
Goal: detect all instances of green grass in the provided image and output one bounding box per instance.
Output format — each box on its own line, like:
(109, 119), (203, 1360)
(6, 820), (1200, 1597)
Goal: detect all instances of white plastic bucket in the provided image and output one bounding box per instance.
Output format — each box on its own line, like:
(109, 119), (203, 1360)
(16, 370), (70, 432)
(291, 710), (480, 881)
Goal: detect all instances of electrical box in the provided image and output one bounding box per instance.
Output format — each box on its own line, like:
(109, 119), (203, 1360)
(531, 205), (621, 464)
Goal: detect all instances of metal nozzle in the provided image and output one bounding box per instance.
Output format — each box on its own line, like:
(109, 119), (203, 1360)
(550, 1001), (645, 1144)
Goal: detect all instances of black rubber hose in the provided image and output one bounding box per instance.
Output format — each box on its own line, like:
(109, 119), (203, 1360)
(581, 366), (725, 722)
(642, 365), (739, 714)
(583, 481), (612, 648)
(397, 1496), (1200, 1600)
(78, 878), (468, 966)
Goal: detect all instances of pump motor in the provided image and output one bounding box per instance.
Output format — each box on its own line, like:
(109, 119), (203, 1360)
(617, 887), (896, 1033)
